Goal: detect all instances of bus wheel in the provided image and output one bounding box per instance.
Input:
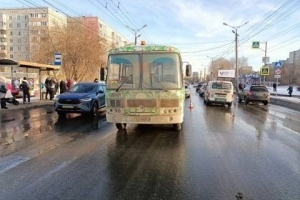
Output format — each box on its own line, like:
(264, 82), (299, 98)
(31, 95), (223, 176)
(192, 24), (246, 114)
(174, 123), (182, 131)
(116, 123), (126, 130)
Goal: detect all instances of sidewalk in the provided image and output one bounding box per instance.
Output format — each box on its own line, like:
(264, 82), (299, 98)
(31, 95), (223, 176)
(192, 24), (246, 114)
(1, 97), (54, 113)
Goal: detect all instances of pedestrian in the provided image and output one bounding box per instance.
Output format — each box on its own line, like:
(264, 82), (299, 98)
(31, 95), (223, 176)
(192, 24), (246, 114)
(45, 77), (50, 99)
(273, 82), (277, 92)
(94, 78), (98, 83)
(59, 79), (67, 94)
(66, 78), (74, 91)
(19, 77), (30, 104)
(0, 83), (8, 109)
(49, 78), (56, 100)
(287, 85), (293, 97)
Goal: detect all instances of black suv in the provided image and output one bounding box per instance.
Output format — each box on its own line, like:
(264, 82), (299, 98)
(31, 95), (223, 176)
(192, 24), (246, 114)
(238, 84), (270, 106)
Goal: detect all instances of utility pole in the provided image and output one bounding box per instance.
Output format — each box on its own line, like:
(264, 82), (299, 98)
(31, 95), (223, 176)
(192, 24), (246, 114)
(207, 55), (218, 81)
(126, 24), (147, 45)
(223, 21), (248, 92)
(264, 42), (267, 85)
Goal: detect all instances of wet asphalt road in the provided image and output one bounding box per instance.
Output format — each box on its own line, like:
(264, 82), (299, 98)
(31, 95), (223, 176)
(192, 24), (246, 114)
(0, 93), (300, 200)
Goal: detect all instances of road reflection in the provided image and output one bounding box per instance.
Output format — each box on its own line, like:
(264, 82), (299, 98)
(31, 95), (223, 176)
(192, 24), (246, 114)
(54, 112), (106, 135)
(107, 128), (187, 199)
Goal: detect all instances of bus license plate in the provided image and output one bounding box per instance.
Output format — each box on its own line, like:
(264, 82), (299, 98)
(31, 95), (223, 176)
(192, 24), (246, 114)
(132, 117), (150, 122)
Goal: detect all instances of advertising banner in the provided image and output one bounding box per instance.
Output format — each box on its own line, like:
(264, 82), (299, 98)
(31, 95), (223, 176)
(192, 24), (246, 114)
(218, 70), (235, 78)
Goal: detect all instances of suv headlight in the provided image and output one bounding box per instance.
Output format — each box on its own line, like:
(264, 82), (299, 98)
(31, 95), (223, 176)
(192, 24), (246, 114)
(80, 98), (92, 102)
(54, 96), (59, 101)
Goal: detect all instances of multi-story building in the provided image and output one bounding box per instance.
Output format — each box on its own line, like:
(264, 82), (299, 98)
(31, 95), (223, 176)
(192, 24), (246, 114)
(72, 16), (128, 48)
(0, 7), (67, 61)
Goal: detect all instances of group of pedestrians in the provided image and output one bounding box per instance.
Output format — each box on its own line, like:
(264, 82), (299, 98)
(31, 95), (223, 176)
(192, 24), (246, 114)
(44, 77), (75, 100)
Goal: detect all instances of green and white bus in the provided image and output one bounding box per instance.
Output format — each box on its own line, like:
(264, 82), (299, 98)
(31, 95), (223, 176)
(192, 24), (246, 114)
(105, 43), (191, 130)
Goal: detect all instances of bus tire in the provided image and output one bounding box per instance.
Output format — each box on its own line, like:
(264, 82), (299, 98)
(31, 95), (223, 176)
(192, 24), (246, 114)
(174, 123), (182, 131)
(116, 123), (126, 130)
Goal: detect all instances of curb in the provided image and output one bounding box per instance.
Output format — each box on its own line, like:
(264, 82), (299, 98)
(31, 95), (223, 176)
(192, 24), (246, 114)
(270, 98), (300, 112)
(1, 101), (54, 113)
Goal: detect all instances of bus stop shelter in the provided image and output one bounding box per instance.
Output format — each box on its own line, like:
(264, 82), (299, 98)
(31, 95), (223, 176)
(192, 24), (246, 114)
(0, 59), (60, 100)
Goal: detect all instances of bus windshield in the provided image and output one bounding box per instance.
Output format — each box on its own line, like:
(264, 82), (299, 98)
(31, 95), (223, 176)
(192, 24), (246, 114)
(107, 53), (181, 90)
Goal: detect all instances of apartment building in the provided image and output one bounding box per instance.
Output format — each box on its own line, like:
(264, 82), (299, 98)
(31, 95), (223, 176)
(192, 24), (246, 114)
(72, 16), (128, 48)
(0, 7), (67, 60)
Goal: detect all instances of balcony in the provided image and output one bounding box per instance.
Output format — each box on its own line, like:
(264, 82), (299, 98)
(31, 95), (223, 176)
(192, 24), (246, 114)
(0, 49), (7, 54)
(0, 33), (7, 39)
(0, 41), (7, 45)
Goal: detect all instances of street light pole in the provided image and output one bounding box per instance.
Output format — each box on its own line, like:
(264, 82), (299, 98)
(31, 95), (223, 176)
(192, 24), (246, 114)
(223, 21), (248, 92)
(207, 55), (218, 81)
(126, 24), (147, 45)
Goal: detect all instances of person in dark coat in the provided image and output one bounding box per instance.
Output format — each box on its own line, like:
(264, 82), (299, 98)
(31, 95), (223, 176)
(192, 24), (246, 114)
(45, 77), (50, 99)
(49, 78), (56, 100)
(287, 85), (293, 97)
(59, 80), (67, 94)
(19, 77), (30, 104)
(273, 82), (277, 92)
(0, 84), (8, 109)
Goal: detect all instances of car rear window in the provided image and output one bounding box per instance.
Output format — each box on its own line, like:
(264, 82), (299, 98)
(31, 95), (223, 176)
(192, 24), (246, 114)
(251, 86), (268, 92)
(212, 82), (232, 89)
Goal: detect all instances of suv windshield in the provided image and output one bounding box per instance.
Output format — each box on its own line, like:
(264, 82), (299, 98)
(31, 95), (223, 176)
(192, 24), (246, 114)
(69, 84), (97, 93)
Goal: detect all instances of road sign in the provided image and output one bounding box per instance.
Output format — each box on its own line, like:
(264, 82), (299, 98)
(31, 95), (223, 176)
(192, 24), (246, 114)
(275, 68), (281, 75)
(274, 75), (281, 78)
(54, 52), (62, 66)
(252, 41), (260, 49)
(262, 57), (269, 63)
(260, 67), (269, 75)
(274, 61), (282, 68)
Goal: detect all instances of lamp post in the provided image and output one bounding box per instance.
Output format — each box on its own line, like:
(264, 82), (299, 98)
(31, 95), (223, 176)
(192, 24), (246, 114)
(207, 55), (218, 81)
(223, 21), (248, 92)
(126, 24), (147, 45)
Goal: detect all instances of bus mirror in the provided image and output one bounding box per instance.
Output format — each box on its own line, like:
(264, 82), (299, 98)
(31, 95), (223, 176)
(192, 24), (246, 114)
(186, 64), (192, 76)
(100, 67), (105, 81)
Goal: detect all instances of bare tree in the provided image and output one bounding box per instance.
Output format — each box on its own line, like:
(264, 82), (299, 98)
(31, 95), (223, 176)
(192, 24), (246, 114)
(31, 20), (109, 82)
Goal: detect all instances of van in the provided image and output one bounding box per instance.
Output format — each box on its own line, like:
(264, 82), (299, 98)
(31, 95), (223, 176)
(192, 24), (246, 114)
(204, 81), (234, 107)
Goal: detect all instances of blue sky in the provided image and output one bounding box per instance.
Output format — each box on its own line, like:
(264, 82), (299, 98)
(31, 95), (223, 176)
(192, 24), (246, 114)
(2, 0), (300, 73)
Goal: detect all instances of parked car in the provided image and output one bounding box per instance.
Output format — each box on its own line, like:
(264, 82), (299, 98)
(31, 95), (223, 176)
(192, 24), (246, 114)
(54, 82), (106, 117)
(238, 84), (270, 105)
(198, 83), (207, 97)
(185, 85), (191, 98)
(204, 81), (234, 107)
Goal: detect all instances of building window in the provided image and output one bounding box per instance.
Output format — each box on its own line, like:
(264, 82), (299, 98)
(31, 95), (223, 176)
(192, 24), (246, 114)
(10, 47), (13, 51)
(25, 23), (27, 28)
(18, 46), (21, 51)
(18, 31), (21, 36)
(42, 13), (46, 17)
(35, 13), (38, 18)
(25, 15), (28, 20)
(10, 31), (13, 36)
(9, 23), (12, 28)
(17, 15), (20, 20)
(9, 16), (12, 20)
(0, 46), (5, 50)
(41, 21), (47, 26)
(30, 13), (34, 18)
(17, 23), (21, 28)
(10, 39), (13, 43)
(10, 54), (13, 59)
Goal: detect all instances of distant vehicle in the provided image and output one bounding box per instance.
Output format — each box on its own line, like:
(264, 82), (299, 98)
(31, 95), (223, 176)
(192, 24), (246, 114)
(198, 83), (207, 97)
(238, 84), (270, 105)
(54, 82), (106, 117)
(196, 82), (205, 92)
(204, 81), (234, 107)
(185, 85), (191, 98)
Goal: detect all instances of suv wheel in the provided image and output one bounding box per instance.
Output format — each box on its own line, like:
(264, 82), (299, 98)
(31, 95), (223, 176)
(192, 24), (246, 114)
(173, 123), (182, 131)
(227, 102), (232, 108)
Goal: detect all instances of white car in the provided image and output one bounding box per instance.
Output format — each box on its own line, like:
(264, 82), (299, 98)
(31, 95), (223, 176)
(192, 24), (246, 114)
(185, 85), (191, 98)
